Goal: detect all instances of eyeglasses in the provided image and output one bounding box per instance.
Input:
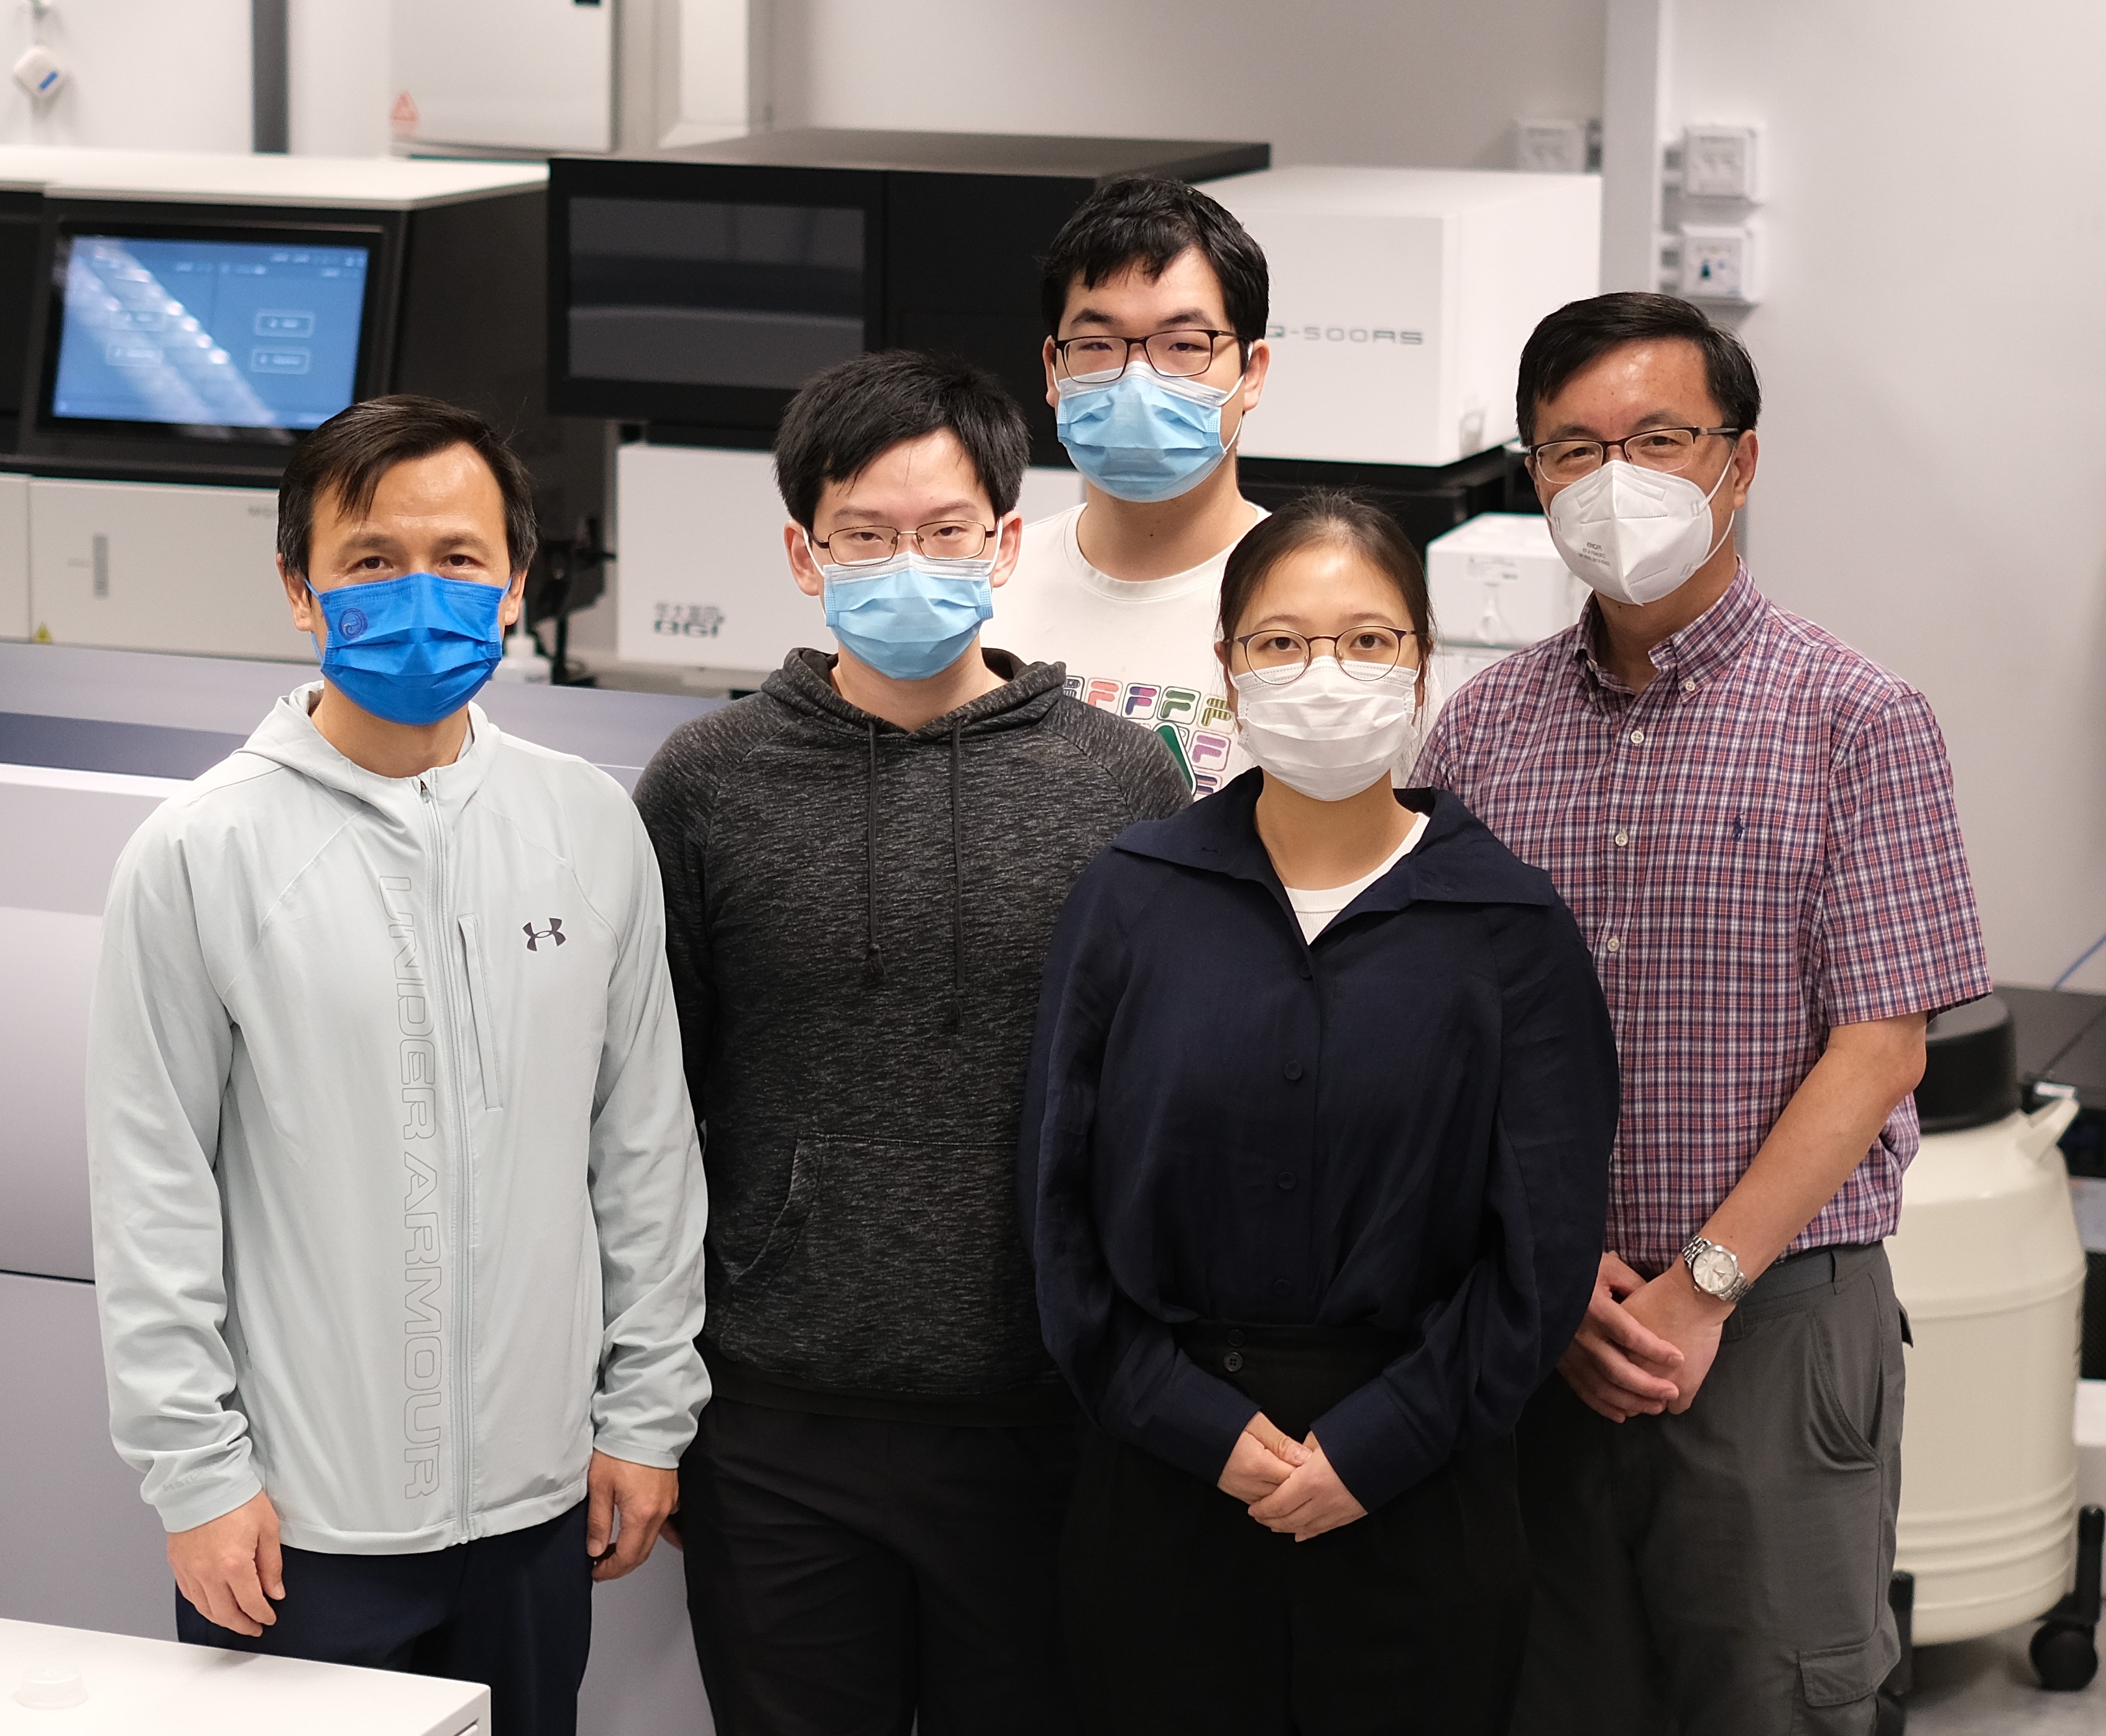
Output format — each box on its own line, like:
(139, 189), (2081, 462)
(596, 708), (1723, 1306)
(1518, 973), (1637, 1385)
(1229, 627), (1422, 687)
(1054, 329), (1243, 382)
(811, 520), (996, 566)
(1527, 426), (1742, 485)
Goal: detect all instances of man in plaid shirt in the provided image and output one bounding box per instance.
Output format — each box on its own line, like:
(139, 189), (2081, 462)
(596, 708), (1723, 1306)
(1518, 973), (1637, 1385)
(1420, 293), (1990, 1735)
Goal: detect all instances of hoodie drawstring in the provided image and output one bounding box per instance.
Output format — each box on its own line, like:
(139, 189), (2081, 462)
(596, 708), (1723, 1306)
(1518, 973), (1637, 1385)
(947, 722), (963, 1032)
(862, 720), (885, 987)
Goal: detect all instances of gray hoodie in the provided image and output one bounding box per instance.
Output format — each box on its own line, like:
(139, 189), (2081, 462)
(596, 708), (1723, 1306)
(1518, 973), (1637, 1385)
(87, 686), (709, 1552)
(634, 649), (1187, 1421)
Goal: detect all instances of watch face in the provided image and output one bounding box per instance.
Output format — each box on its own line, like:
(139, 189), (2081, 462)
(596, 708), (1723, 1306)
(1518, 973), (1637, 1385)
(1695, 1248), (1738, 1295)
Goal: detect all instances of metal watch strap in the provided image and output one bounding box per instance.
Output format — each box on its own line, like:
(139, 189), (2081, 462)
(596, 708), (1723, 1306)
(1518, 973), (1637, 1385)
(1681, 1234), (1754, 1305)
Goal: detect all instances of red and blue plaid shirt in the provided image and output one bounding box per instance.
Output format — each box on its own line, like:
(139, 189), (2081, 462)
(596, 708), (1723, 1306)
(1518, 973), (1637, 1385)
(1420, 566), (1991, 1272)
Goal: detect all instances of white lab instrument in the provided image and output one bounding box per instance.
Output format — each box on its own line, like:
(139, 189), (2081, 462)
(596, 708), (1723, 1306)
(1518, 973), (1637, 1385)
(0, 1618), (485, 1733)
(1888, 994), (2102, 1687)
(1194, 167), (1602, 468)
(1424, 512), (1585, 650)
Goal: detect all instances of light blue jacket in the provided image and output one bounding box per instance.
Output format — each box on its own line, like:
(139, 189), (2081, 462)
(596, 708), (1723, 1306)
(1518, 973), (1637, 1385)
(88, 686), (709, 1552)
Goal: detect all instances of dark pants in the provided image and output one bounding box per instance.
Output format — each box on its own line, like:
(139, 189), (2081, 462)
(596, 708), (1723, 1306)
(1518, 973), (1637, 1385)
(1060, 1429), (1531, 1735)
(1509, 1244), (1906, 1736)
(679, 1397), (1080, 1736)
(175, 1501), (592, 1736)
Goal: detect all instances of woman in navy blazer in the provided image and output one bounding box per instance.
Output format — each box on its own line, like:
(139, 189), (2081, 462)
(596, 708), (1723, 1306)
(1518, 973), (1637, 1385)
(1019, 492), (1618, 1735)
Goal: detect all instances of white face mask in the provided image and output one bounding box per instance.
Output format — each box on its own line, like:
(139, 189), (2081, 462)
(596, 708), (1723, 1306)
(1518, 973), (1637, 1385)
(1545, 452), (1737, 607)
(1231, 657), (1424, 802)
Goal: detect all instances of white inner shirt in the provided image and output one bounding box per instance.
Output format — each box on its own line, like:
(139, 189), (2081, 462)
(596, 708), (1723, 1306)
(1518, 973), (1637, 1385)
(1282, 812), (1428, 944)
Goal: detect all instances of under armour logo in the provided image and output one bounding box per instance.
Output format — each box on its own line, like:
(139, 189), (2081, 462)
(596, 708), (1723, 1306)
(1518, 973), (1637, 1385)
(523, 918), (566, 952)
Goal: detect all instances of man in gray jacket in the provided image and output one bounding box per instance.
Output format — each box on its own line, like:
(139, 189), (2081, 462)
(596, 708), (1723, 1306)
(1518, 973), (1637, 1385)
(635, 351), (1187, 1734)
(86, 395), (709, 1736)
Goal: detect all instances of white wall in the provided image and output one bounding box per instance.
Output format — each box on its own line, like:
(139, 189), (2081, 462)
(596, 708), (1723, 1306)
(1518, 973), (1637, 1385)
(770, 0), (1603, 168)
(0, 0), (251, 149)
(290, 0), (392, 157)
(1664, 1), (2106, 990)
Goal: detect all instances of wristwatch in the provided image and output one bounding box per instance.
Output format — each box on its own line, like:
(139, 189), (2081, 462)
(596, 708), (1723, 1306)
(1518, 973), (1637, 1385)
(1681, 1234), (1754, 1305)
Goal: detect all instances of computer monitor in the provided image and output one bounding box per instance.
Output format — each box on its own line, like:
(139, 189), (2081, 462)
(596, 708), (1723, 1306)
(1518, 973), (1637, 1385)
(39, 226), (379, 442)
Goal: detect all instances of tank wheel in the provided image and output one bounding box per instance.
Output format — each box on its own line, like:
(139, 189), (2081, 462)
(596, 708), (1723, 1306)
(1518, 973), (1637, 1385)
(2030, 1620), (2099, 1692)
(1873, 1686), (1907, 1735)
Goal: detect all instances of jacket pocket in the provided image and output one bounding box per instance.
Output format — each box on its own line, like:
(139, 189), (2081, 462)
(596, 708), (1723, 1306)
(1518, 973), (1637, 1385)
(720, 1136), (1048, 1393)
(456, 916), (505, 1111)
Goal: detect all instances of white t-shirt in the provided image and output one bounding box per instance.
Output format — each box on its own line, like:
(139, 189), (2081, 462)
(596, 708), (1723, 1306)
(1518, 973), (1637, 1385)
(992, 502), (1266, 797)
(1282, 813), (1428, 944)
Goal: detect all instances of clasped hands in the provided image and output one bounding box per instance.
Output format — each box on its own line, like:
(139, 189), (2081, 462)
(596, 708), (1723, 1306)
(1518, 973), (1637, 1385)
(1558, 1251), (1730, 1421)
(1216, 1413), (1366, 1541)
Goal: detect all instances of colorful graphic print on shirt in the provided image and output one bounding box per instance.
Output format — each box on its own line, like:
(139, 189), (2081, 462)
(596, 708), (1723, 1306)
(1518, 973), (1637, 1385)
(1064, 672), (1237, 794)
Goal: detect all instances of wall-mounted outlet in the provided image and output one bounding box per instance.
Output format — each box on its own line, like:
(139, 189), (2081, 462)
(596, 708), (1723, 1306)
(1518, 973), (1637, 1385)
(1515, 118), (1589, 175)
(12, 45), (65, 101)
(1681, 124), (1763, 201)
(1680, 223), (1761, 304)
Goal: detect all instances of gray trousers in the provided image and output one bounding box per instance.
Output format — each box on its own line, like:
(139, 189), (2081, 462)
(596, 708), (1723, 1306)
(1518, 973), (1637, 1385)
(1510, 1242), (1905, 1736)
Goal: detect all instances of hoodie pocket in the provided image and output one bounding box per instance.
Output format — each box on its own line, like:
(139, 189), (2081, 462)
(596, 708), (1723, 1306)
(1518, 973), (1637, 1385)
(720, 1135), (1047, 1392)
(456, 916), (505, 1111)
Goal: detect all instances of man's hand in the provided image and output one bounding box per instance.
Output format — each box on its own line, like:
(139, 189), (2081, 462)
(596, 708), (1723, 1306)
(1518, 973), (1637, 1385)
(169, 1490), (284, 1637)
(1622, 1265), (1730, 1415)
(1245, 1437), (1367, 1541)
(1558, 1252), (1686, 1422)
(1216, 1412), (1307, 1504)
(587, 1450), (679, 1582)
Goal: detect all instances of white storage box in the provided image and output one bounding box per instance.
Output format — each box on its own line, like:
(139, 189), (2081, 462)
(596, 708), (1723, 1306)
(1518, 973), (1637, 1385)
(1425, 512), (1584, 650)
(1195, 167), (1601, 467)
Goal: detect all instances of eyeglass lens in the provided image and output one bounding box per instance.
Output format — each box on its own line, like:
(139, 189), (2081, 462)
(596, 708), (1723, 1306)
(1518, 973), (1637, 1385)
(821, 522), (992, 564)
(1243, 629), (1411, 685)
(1059, 330), (1224, 380)
(1535, 427), (1713, 483)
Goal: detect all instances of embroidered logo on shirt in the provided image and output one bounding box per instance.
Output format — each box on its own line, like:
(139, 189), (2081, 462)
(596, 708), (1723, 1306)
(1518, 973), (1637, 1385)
(1731, 817), (1747, 841)
(523, 918), (566, 952)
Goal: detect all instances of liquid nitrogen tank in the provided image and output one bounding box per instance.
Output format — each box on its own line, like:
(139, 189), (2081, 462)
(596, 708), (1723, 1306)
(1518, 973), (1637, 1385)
(1888, 993), (2102, 1689)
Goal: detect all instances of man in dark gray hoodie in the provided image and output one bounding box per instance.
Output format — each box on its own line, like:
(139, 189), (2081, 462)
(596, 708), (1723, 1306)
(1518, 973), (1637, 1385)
(634, 350), (1187, 1735)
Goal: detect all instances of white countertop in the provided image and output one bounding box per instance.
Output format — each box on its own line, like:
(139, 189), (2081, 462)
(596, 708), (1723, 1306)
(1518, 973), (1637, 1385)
(0, 147), (543, 208)
(0, 1619), (485, 1734)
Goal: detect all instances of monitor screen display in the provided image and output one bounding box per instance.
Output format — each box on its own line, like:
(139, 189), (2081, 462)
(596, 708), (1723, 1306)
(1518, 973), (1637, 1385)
(49, 234), (370, 431)
(567, 196), (865, 392)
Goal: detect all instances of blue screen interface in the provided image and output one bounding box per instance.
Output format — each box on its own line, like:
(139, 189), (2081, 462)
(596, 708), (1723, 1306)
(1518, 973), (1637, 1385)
(50, 236), (370, 430)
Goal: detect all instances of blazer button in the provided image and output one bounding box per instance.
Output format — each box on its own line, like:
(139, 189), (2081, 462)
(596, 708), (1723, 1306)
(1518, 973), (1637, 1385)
(1224, 1351), (1244, 1373)
(1272, 1277), (1291, 1295)
(1284, 1059), (1304, 1081)
(1227, 1329), (1246, 1348)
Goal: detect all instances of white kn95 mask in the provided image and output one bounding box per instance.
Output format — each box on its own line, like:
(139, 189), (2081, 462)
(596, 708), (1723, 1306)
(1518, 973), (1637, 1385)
(1545, 456), (1737, 607)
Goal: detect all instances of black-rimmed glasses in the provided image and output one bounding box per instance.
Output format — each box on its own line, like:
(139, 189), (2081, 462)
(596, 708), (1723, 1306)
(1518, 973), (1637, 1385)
(811, 520), (996, 566)
(1230, 627), (1423, 687)
(1054, 329), (1243, 382)
(1527, 426), (1742, 485)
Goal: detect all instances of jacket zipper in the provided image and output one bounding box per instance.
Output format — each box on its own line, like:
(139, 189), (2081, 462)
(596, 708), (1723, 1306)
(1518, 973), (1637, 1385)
(420, 777), (477, 1543)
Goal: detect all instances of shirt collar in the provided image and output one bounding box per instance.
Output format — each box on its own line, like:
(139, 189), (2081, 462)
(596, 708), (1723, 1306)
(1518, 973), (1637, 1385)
(1111, 769), (1557, 914)
(1573, 561), (1767, 697)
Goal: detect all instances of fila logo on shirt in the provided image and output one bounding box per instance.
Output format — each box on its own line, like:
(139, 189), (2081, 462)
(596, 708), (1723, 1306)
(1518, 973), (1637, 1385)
(523, 918), (566, 952)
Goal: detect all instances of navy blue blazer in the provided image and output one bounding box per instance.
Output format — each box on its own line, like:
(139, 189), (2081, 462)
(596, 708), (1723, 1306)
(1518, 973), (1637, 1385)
(1019, 772), (1617, 1510)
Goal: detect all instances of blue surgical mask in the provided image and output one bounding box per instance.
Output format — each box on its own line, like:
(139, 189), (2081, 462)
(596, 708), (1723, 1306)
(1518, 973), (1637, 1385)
(1055, 364), (1243, 503)
(311, 571), (507, 727)
(816, 548), (995, 682)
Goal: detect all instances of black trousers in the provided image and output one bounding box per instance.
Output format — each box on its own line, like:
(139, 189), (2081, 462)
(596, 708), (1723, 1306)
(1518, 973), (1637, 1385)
(1061, 1429), (1531, 1736)
(679, 1397), (1081, 1736)
(175, 1501), (591, 1736)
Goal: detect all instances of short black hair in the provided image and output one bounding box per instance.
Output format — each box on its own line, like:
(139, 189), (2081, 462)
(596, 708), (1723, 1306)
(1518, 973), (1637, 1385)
(773, 350), (1029, 531)
(1515, 292), (1761, 446)
(1039, 175), (1268, 346)
(278, 394), (538, 579)
(1219, 489), (1433, 649)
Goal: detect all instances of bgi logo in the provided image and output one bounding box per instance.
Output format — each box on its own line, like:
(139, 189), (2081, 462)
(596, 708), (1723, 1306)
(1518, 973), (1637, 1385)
(654, 602), (725, 638)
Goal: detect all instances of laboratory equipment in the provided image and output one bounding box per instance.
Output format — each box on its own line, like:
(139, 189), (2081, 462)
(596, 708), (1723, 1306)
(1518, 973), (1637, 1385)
(1421, 510), (1584, 720)
(1887, 994), (2104, 1689)
(0, 149), (603, 661)
(0, 1617), (485, 1733)
(1193, 167), (1602, 469)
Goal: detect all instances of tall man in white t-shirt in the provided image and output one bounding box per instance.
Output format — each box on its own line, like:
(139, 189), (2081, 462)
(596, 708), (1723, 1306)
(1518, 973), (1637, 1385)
(994, 177), (1271, 795)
